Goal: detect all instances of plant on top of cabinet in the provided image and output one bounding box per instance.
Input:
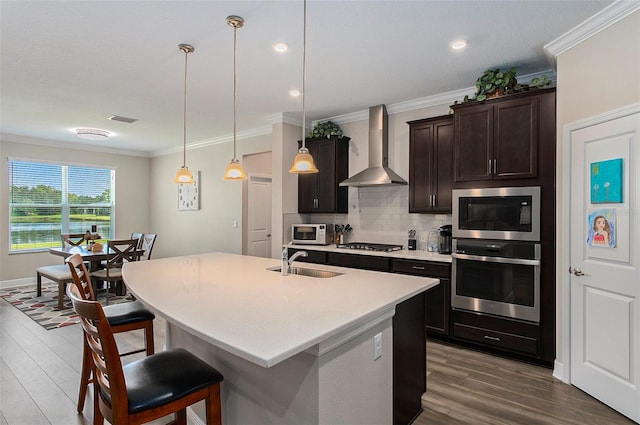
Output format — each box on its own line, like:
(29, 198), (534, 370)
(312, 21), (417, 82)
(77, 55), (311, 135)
(309, 120), (344, 139)
(456, 67), (554, 103)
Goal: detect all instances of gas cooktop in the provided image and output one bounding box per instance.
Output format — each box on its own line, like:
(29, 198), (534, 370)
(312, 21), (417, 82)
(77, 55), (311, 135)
(336, 242), (403, 252)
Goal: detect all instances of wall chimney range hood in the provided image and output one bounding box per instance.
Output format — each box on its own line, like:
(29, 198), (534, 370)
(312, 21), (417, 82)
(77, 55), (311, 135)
(339, 104), (407, 187)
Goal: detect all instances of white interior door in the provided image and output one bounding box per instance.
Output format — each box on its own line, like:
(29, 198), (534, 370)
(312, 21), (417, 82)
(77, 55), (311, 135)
(569, 109), (640, 422)
(247, 174), (272, 258)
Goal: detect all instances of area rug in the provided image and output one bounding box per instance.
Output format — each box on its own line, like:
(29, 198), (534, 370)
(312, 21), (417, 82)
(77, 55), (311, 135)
(0, 283), (134, 331)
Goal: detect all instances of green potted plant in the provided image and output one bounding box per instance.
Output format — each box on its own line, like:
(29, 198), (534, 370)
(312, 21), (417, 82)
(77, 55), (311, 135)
(309, 120), (344, 139)
(460, 67), (554, 103)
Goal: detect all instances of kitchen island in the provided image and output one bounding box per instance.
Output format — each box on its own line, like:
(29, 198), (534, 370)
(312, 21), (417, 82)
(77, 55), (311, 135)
(122, 252), (438, 425)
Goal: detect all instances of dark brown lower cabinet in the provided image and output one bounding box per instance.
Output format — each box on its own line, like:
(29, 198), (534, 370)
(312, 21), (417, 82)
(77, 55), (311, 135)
(451, 309), (540, 357)
(391, 259), (451, 336)
(393, 293), (426, 425)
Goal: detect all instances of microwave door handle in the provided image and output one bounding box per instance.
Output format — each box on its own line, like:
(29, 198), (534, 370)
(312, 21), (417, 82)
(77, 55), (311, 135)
(452, 252), (541, 266)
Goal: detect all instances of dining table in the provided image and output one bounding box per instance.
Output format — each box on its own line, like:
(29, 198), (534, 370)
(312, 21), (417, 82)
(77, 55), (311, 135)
(49, 244), (113, 272)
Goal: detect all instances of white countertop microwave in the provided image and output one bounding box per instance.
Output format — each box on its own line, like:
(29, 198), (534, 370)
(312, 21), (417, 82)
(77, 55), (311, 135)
(291, 224), (333, 245)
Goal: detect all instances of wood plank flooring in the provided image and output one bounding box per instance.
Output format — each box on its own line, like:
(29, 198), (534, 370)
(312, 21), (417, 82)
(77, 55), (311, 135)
(1, 297), (636, 424)
(416, 339), (636, 425)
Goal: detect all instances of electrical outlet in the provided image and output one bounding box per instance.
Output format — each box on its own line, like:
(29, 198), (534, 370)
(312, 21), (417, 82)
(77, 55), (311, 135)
(373, 333), (382, 360)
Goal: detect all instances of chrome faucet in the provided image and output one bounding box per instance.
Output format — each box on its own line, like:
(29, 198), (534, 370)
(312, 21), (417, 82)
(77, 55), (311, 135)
(281, 247), (308, 276)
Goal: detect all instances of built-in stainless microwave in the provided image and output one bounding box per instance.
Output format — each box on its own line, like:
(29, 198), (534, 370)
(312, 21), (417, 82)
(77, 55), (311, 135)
(291, 224), (333, 245)
(452, 186), (541, 241)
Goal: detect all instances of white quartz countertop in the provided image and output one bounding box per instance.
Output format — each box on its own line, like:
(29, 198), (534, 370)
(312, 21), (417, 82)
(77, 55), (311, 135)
(287, 244), (453, 263)
(122, 252), (438, 368)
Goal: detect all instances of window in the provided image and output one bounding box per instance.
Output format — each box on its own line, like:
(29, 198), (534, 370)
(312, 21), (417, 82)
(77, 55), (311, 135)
(8, 159), (115, 252)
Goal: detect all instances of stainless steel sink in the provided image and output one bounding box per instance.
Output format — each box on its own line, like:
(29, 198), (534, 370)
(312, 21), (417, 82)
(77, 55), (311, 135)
(267, 266), (343, 278)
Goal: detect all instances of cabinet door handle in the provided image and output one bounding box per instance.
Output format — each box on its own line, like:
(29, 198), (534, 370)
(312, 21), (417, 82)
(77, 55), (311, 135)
(412, 266), (425, 270)
(313, 198), (318, 209)
(428, 194), (432, 207)
(493, 159), (497, 174)
(484, 335), (501, 342)
(433, 193), (436, 206)
(488, 159), (492, 175)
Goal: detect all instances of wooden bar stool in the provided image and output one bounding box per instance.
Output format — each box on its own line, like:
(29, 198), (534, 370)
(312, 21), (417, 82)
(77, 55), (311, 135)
(66, 253), (156, 415)
(66, 283), (223, 425)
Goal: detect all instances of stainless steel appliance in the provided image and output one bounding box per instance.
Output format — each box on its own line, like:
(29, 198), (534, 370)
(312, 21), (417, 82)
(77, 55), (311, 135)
(452, 186), (540, 241)
(291, 224), (333, 245)
(336, 242), (403, 252)
(451, 239), (541, 322)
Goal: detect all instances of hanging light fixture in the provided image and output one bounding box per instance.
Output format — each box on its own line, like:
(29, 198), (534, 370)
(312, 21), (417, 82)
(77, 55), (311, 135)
(223, 15), (248, 181)
(174, 44), (195, 184)
(289, 0), (318, 174)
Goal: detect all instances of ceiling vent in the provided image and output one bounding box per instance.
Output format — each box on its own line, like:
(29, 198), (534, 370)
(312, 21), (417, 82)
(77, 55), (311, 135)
(108, 115), (138, 124)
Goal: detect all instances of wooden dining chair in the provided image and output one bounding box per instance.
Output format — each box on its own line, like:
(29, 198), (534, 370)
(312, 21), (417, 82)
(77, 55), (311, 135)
(91, 239), (140, 304)
(35, 233), (88, 310)
(62, 233), (87, 247)
(138, 234), (157, 261)
(67, 253), (156, 415)
(66, 283), (223, 425)
(130, 232), (143, 248)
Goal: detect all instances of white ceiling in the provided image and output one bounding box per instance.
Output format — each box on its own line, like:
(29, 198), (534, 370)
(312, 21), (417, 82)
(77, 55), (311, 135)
(0, 0), (612, 157)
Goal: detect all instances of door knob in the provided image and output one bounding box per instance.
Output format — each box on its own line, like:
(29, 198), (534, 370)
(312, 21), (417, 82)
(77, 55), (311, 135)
(568, 266), (588, 276)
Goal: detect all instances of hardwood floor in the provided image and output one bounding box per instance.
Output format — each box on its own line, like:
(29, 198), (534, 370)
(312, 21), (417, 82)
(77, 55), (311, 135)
(1, 297), (635, 424)
(416, 339), (636, 425)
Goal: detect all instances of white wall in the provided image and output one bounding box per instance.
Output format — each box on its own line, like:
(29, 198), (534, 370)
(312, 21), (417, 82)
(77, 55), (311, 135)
(148, 133), (271, 259)
(554, 10), (640, 366)
(0, 139), (150, 282)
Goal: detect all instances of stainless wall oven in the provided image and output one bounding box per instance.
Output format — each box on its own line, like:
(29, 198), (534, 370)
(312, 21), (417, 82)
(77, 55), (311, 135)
(452, 239), (541, 322)
(452, 186), (540, 241)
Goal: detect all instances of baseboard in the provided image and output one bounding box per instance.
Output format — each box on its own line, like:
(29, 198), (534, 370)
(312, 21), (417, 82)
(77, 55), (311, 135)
(553, 359), (568, 383)
(0, 277), (36, 291)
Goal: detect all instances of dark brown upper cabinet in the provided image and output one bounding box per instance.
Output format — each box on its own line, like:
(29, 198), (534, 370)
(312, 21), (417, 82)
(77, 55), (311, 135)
(452, 89), (555, 183)
(408, 115), (454, 213)
(298, 136), (350, 213)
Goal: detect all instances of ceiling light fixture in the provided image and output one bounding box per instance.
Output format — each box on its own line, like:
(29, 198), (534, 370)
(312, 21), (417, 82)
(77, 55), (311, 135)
(450, 39), (467, 50)
(289, 89), (300, 97)
(290, 0), (318, 174)
(174, 43), (195, 184)
(223, 15), (248, 181)
(76, 128), (110, 140)
(273, 42), (288, 53)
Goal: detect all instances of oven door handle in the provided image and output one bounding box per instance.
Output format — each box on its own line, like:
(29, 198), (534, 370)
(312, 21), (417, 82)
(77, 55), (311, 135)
(452, 252), (540, 266)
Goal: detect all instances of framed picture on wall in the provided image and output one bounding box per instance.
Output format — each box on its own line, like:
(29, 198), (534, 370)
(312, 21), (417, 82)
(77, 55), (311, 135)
(178, 171), (200, 210)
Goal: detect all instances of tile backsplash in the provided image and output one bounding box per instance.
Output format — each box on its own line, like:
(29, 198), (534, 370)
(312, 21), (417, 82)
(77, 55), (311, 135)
(294, 185), (451, 248)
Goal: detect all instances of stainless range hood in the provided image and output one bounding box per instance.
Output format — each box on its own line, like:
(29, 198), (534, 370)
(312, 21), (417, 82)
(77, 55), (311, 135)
(339, 104), (407, 187)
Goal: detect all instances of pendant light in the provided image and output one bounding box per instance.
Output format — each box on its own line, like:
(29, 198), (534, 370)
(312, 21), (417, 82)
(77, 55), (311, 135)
(223, 15), (248, 180)
(174, 44), (195, 184)
(289, 0), (318, 174)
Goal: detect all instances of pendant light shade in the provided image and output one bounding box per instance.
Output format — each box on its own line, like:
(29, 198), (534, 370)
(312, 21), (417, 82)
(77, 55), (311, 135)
(289, 146), (318, 173)
(174, 44), (195, 184)
(223, 15), (247, 181)
(290, 0), (318, 174)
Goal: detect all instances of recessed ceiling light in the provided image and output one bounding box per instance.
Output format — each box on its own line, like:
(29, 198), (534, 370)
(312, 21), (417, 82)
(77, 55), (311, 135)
(289, 89), (301, 97)
(75, 128), (110, 140)
(273, 42), (288, 53)
(450, 39), (467, 50)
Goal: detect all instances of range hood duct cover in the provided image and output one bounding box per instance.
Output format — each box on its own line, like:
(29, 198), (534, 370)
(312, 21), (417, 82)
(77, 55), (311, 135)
(339, 104), (407, 187)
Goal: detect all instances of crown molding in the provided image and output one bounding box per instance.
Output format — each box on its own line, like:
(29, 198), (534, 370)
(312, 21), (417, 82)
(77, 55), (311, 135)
(313, 70), (556, 126)
(1, 132), (151, 157)
(151, 125), (273, 157)
(544, 0), (640, 68)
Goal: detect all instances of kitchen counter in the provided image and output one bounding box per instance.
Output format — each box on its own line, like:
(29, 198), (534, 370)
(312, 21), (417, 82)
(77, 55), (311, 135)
(288, 243), (453, 263)
(122, 252), (437, 424)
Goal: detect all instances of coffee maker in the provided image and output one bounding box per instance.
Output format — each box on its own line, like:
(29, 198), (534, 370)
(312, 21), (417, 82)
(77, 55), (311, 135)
(438, 224), (452, 254)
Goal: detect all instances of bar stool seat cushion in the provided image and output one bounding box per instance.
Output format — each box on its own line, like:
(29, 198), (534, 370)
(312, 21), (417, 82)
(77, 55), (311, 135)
(103, 348), (224, 414)
(103, 301), (155, 327)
